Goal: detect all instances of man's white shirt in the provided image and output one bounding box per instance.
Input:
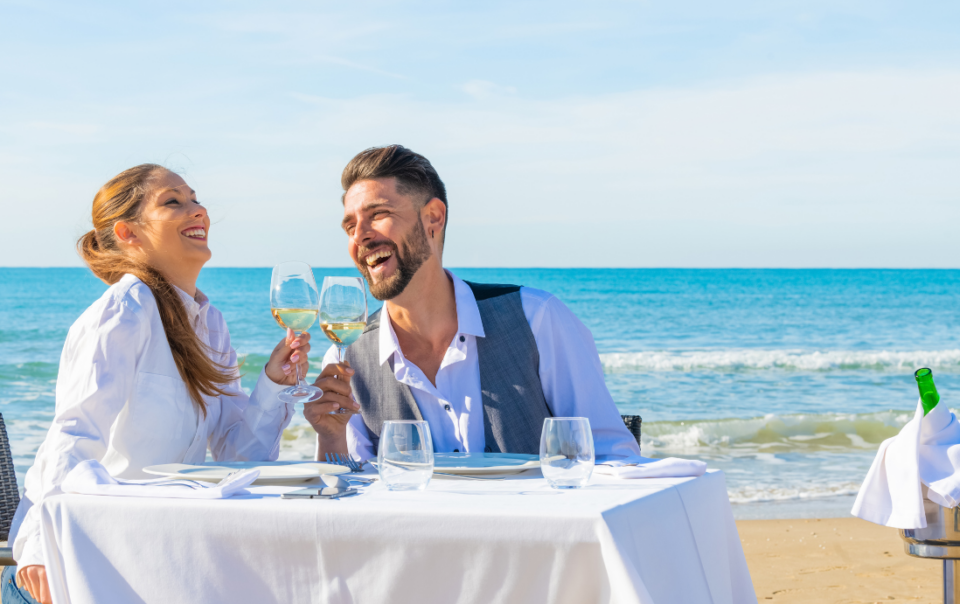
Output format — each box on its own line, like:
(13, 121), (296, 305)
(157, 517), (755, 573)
(321, 271), (641, 462)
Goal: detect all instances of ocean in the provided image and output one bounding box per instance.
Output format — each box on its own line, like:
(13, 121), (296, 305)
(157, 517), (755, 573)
(3, 267), (958, 519)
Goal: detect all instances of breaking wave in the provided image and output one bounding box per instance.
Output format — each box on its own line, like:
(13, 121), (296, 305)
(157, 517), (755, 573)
(601, 349), (960, 373)
(640, 410), (919, 454)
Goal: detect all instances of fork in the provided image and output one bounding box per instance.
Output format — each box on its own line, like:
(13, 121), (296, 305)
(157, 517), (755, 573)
(325, 453), (363, 473)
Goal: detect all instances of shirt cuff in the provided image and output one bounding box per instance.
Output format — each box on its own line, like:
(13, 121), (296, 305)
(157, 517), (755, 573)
(14, 531), (44, 569)
(249, 368), (291, 412)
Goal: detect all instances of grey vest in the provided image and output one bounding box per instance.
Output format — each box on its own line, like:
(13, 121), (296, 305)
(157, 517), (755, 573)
(344, 281), (553, 454)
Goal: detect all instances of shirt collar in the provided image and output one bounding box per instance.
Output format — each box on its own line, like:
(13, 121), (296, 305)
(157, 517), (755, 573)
(377, 270), (485, 366)
(172, 285), (209, 325)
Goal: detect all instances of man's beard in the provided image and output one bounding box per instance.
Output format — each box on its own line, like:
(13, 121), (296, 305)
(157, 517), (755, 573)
(356, 219), (432, 301)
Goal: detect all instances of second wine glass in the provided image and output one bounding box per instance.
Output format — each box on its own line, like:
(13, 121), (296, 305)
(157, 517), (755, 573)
(319, 276), (368, 415)
(270, 262), (324, 404)
(319, 276), (368, 362)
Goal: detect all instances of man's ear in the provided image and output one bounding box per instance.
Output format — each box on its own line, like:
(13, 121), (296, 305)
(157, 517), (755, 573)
(422, 198), (446, 241)
(114, 221), (140, 248)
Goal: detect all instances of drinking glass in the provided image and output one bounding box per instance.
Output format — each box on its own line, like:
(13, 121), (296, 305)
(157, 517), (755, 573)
(378, 420), (434, 491)
(540, 417), (595, 489)
(319, 276), (368, 362)
(270, 262), (323, 404)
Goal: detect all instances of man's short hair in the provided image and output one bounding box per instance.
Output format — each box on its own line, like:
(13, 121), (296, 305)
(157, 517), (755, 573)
(341, 145), (448, 239)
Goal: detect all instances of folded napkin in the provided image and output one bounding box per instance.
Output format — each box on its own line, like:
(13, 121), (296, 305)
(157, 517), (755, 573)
(62, 460), (260, 499)
(594, 456), (707, 479)
(852, 398), (960, 529)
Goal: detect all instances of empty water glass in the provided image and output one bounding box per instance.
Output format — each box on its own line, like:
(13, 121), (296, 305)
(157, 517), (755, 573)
(378, 420), (434, 491)
(540, 417), (595, 489)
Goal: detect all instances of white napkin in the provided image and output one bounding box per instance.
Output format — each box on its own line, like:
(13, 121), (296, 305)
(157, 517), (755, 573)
(594, 456), (707, 479)
(852, 398), (960, 529)
(62, 460), (260, 499)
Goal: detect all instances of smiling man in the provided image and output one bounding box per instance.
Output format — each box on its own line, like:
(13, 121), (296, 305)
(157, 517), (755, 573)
(304, 145), (640, 461)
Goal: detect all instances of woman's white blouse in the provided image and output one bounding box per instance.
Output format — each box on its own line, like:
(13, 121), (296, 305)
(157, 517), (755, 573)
(10, 274), (292, 568)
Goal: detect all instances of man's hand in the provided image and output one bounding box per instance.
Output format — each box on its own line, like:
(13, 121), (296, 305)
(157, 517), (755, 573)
(17, 565), (52, 604)
(265, 329), (312, 386)
(304, 362), (358, 456)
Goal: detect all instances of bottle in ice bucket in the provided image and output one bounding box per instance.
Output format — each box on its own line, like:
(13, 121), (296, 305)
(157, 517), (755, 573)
(915, 367), (940, 416)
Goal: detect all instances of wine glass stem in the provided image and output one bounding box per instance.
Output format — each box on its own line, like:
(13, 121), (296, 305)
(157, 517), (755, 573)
(294, 331), (307, 389)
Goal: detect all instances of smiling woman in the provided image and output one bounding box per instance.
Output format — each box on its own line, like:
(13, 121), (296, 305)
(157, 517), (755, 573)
(77, 165), (230, 412)
(3, 164), (335, 604)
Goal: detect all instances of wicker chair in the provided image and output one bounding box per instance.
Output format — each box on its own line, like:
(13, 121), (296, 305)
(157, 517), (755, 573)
(0, 413), (19, 566)
(621, 414), (642, 455)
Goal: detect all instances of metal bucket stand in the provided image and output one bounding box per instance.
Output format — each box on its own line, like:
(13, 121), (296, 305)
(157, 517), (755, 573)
(901, 496), (960, 603)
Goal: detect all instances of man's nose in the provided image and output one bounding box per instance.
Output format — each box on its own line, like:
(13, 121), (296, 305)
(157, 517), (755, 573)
(351, 218), (375, 247)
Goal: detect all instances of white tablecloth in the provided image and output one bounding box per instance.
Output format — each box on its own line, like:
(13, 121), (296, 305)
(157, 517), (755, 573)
(39, 469), (756, 604)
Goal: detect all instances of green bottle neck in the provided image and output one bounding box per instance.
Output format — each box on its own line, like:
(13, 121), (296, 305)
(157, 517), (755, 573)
(916, 369), (940, 415)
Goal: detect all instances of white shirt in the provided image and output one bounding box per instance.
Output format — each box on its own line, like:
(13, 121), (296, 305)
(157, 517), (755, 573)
(11, 274), (293, 568)
(322, 271), (641, 462)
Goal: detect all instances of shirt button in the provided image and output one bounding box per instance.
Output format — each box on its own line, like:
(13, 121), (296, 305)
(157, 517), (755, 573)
(444, 404), (452, 411)
(459, 335), (465, 342)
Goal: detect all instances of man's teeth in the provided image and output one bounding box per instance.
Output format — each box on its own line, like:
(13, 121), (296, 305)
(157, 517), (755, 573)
(365, 250), (392, 266)
(183, 228), (206, 238)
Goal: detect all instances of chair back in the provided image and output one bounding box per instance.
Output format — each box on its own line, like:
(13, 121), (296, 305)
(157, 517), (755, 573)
(621, 415), (642, 455)
(0, 413), (20, 542)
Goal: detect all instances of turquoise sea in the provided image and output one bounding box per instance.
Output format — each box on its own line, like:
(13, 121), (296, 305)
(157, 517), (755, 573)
(4, 267), (959, 518)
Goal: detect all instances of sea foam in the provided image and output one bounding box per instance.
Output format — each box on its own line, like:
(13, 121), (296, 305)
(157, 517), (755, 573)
(600, 349), (960, 372)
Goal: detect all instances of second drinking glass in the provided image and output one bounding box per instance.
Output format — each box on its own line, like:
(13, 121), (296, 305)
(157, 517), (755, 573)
(319, 276), (368, 415)
(378, 420), (434, 491)
(540, 417), (595, 489)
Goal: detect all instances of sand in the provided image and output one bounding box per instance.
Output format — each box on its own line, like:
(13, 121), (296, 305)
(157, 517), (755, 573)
(738, 518), (944, 603)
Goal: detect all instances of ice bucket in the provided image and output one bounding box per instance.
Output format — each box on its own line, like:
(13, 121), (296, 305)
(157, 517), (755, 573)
(900, 496), (960, 603)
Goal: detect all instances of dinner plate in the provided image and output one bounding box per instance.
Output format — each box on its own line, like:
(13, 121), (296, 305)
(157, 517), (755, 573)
(143, 461), (349, 484)
(430, 453), (540, 475)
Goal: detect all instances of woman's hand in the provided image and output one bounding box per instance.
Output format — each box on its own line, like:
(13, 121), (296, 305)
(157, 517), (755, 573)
(17, 565), (52, 604)
(303, 362), (358, 456)
(264, 329), (312, 386)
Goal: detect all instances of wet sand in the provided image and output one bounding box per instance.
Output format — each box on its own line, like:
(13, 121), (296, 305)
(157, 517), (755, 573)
(738, 518), (942, 603)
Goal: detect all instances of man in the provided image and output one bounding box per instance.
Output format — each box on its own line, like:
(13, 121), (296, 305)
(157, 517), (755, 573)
(304, 145), (640, 460)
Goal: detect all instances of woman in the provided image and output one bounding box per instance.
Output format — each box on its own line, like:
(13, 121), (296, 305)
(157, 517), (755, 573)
(3, 164), (346, 604)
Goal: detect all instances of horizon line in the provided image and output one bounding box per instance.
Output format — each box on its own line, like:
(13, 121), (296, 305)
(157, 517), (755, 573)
(5, 266), (960, 271)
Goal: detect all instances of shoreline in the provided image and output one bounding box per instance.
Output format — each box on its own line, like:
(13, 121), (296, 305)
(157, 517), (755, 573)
(732, 494), (859, 520)
(739, 517), (941, 603)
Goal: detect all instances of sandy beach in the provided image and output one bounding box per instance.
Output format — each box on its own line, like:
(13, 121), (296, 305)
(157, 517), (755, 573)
(739, 518), (942, 603)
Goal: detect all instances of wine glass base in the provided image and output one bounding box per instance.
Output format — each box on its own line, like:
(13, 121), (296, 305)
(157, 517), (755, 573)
(278, 386), (324, 404)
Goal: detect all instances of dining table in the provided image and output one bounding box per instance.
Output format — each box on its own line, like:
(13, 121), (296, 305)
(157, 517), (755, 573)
(38, 465), (756, 604)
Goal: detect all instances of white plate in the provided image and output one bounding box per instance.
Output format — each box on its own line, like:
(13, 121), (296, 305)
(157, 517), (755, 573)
(143, 461), (349, 484)
(431, 453), (540, 475)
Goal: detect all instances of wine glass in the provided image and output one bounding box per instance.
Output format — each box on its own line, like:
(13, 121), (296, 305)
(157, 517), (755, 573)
(318, 276), (367, 415)
(539, 417), (595, 489)
(318, 276), (368, 363)
(270, 262), (323, 404)
(377, 420), (434, 491)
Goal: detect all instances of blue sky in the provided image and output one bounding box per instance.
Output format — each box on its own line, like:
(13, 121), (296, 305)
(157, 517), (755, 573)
(2, 1), (959, 267)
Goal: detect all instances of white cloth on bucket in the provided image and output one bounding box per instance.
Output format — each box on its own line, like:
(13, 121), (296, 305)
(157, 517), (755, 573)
(594, 455), (707, 479)
(852, 398), (960, 529)
(61, 459), (259, 499)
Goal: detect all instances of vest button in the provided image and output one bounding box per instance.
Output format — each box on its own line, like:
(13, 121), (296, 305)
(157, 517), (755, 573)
(453, 449), (459, 453)
(459, 335), (465, 343)
(444, 404), (452, 411)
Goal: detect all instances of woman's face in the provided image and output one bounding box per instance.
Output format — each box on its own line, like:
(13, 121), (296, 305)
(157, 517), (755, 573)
(124, 170), (212, 273)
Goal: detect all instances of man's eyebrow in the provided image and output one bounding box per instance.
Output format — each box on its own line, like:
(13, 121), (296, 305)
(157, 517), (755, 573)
(341, 201), (390, 229)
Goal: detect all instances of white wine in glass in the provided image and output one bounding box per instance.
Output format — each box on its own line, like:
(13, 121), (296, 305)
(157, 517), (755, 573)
(271, 262), (323, 404)
(319, 276), (367, 415)
(319, 276), (368, 360)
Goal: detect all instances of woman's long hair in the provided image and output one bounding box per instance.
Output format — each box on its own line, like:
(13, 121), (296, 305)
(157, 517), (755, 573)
(78, 164), (233, 415)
